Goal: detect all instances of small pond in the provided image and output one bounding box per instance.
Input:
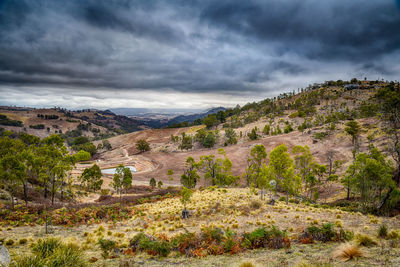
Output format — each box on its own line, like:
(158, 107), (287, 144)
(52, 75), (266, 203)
(101, 166), (136, 174)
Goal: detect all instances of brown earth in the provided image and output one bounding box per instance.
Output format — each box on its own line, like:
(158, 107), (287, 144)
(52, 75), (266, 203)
(86, 117), (385, 198)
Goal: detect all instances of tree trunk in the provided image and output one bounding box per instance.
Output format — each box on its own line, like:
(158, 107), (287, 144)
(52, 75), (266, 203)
(378, 167), (400, 211)
(51, 177), (55, 205)
(286, 191), (289, 205)
(347, 182), (350, 200)
(23, 182), (28, 206)
(44, 181), (48, 199)
(9, 190), (15, 209)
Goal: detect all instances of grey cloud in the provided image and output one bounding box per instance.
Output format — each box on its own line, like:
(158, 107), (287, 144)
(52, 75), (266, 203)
(0, 0), (399, 108)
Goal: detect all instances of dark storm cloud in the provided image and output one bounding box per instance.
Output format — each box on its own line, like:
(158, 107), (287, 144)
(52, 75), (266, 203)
(0, 0), (399, 108)
(200, 0), (400, 60)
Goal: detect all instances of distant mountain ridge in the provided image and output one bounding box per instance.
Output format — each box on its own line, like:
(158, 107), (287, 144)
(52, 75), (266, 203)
(166, 107), (226, 126)
(110, 108), (204, 117)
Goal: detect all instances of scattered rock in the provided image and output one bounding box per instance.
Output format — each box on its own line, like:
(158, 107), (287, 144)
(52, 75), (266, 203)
(0, 243), (10, 267)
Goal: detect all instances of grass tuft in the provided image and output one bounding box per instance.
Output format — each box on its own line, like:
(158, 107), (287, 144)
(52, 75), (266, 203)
(378, 224), (388, 238)
(239, 261), (256, 267)
(355, 234), (377, 247)
(333, 243), (363, 261)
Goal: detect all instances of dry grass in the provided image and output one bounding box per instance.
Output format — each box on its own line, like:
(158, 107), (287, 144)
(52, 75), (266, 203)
(239, 261), (256, 267)
(355, 233), (378, 247)
(333, 243), (363, 261)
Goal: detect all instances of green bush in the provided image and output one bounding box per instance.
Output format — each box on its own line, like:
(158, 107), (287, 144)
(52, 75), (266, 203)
(355, 234), (377, 247)
(11, 238), (87, 267)
(340, 229), (354, 241)
(201, 227), (225, 243)
(388, 230), (400, 240)
(242, 226), (287, 249)
(46, 243), (86, 267)
(18, 238), (28, 245)
(304, 223), (337, 242)
(10, 255), (45, 267)
(98, 238), (116, 258)
(136, 234), (170, 257)
(378, 224), (388, 238)
(32, 237), (62, 258)
(5, 239), (14, 246)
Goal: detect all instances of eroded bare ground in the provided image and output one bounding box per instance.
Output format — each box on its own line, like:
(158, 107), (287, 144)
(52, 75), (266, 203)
(85, 117), (382, 193)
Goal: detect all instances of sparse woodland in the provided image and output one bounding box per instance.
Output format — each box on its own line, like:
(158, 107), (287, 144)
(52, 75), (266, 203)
(1, 79), (400, 266)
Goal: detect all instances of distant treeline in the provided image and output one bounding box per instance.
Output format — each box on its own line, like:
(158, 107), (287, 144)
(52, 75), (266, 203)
(0, 114), (23, 127)
(37, 114), (59, 120)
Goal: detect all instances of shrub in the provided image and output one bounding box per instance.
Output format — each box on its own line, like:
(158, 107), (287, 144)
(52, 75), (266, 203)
(10, 255), (45, 267)
(302, 223), (337, 242)
(46, 243), (87, 267)
(378, 224), (388, 238)
(5, 239), (14, 246)
(250, 200), (262, 209)
(12, 238), (87, 267)
(18, 238), (28, 245)
(32, 238), (62, 258)
(171, 232), (198, 255)
(130, 233), (171, 257)
(239, 261), (256, 267)
(242, 226), (289, 249)
(355, 234), (377, 247)
(340, 229), (354, 241)
(201, 227), (225, 243)
(98, 238), (116, 258)
(388, 230), (400, 240)
(313, 132), (328, 140)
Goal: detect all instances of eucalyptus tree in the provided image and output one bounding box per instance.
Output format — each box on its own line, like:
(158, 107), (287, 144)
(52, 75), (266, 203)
(375, 84), (400, 210)
(244, 144), (267, 186)
(112, 164), (133, 198)
(80, 164), (103, 192)
(180, 157), (200, 188)
(0, 136), (26, 208)
(200, 148), (238, 186)
(269, 144), (301, 204)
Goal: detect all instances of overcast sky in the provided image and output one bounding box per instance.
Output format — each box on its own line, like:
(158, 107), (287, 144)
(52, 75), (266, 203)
(0, 0), (400, 110)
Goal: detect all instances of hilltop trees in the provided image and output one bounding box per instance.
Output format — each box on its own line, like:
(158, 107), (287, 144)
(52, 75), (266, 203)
(80, 164), (103, 192)
(136, 139), (150, 153)
(204, 114), (219, 129)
